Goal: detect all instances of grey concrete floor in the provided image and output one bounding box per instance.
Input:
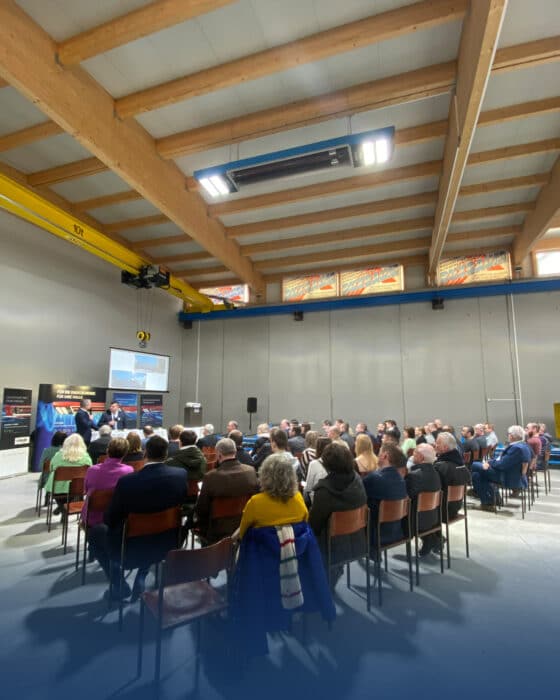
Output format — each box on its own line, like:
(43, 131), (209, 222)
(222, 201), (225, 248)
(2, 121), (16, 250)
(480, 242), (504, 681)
(0, 472), (559, 700)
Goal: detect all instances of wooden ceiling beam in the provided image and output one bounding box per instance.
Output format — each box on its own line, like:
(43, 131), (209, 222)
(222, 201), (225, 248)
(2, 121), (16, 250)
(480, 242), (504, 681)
(27, 157), (108, 186)
(0, 1), (262, 291)
(0, 121), (63, 152)
(459, 173), (549, 197)
(103, 214), (169, 235)
(116, 0), (467, 118)
(513, 155), (560, 264)
(56, 1), (234, 66)
(155, 250), (214, 266)
(492, 35), (560, 74)
(429, 0), (507, 278)
(453, 202), (533, 223)
(467, 138), (560, 167)
(533, 236), (560, 252)
(478, 96), (560, 127)
(72, 190), (143, 212)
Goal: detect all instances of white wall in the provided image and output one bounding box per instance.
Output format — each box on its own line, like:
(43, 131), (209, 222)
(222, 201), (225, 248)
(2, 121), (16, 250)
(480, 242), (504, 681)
(0, 210), (186, 426)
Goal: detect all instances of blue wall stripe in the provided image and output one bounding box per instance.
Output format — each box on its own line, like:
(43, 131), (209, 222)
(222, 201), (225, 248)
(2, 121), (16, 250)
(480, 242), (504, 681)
(179, 277), (560, 322)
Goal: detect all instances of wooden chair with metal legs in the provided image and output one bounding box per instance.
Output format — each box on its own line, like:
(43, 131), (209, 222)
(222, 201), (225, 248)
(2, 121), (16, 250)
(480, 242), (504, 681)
(116, 506), (183, 630)
(414, 490), (444, 585)
(326, 505), (370, 609)
(462, 451), (472, 467)
(190, 495), (250, 548)
(137, 537), (234, 687)
(534, 447), (551, 496)
(76, 487), (114, 585)
(46, 465), (89, 532)
(125, 458), (147, 472)
(60, 474), (87, 554)
(444, 485), (469, 569)
(372, 498), (413, 606)
(35, 459), (51, 517)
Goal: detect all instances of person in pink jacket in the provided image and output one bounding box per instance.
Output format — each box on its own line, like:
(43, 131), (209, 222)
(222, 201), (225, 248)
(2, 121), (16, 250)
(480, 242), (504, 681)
(81, 437), (134, 527)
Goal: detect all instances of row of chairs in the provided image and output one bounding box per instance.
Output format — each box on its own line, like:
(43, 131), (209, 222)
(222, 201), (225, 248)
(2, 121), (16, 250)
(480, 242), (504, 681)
(495, 447), (553, 519)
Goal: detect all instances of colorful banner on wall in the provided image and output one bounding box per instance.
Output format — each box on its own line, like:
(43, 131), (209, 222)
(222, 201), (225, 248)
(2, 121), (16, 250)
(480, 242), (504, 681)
(340, 265), (404, 296)
(282, 272), (338, 301)
(199, 284), (249, 305)
(438, 251), (511, 286)
(0, 388), (32, 451)
(112, 392), (138, 428)
(33, 384), (107, 471)
(140, 394), (163, 427)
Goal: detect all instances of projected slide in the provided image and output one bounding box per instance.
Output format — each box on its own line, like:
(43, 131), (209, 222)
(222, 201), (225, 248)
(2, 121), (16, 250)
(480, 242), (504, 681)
(109, 349), (170, 392)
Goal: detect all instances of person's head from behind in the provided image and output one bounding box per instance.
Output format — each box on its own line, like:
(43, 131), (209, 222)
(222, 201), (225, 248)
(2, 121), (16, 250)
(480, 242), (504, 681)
(258, 454), (297, 503)
(126, 431), (141, 453)
(289, 425), (302, 438)
(226, 420), (239, 433)
(355, 433), (374, 457)
(279, 419), (290, 431)
(146, 435), (168, 462)
(327, 426), (341, 441)
(180, 429), (197, 447)
(404, 425), (415, 440)
(257, 423), (269, 435)
(304, 430), (319, 449)
(216, 438), (237, 463)
(168, 424), (184, 441)
(507, 425), (525, 443)
(51, 431), (67, 448)
(435, 431), (457, 455)
(315, 437), (331, 460)
(143, 425), (154, 438)
(382, 431), (398, 447)
(378, 444), (406, 470)
(228, 429), (244, 448)
(98, 424), (112, 437)
(62, 433), (87, 461)
(203, 423), (214, 436)
(107, 437), (129, 460)
(321, 442), (355, 475)
(301, 422), (311, 435)
(270, 427), (288, 452)
(80, 398), (91, 410)
(413, 443), (436, 465)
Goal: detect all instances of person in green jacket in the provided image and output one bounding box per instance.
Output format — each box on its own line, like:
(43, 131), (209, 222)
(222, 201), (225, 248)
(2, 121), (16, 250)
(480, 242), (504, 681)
(38, 431), (66, 488)
(165, 429), (207, 480)
(45, 433), (92, 505)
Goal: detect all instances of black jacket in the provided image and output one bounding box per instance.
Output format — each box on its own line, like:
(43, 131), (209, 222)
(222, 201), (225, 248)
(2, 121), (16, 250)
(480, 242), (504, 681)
(196, 434), (218, 449)
(236, 447), (254, 466)
(75, 408), (96, 445)
(405, 463), (442, 534)
(166, 445), (207, 480)
(434, 449), (470, 521)
(252, 441), (272, 469)
(97, 409), (127, 430)
(88, 434), (111, 463)
(363, 466), (408, 547)
(309, 472), (367, 567)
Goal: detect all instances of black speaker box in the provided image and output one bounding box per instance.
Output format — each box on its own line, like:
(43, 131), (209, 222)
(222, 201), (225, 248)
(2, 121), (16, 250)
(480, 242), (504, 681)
(247, 397), (257, 413)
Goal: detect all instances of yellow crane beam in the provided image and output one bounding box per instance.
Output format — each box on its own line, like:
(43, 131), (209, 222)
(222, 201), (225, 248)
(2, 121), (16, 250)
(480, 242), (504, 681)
(0, 172), (218, 312)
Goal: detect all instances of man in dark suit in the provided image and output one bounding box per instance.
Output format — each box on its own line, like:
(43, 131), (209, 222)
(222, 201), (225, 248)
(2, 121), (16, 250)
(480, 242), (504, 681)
(74, 398), (97, 445)
(88, 435), (187, 601)
(405, 444), (442, 556)
(88, 424), (112, 463)
(363, 444), (408, 549)
(434, 432), (471, 519)
(97, 401), (128, 430)
(196, 424), (219, 449)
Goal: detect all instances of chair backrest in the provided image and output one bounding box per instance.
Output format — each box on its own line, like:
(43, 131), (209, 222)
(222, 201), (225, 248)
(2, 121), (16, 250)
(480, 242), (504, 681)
(521, 461), (529, 476)
(86, 488), (114, 519)
(202, 447), (216, 459)
(462, 451), (472, 464)
(206, 459), (217, 471)
(480, 447), (490, 459)
(416, 490), (442, 513)
(406, 447), (415, 458)
(396, 466), (407, 478)
(125, 506), (182, 538)
(378, 497), (409, 523)
(446, 484), (465, 504)
(42, 459), (51, 474)
(97, 454), (107, 464)
(53, 465), (89, 482)
(211, 495), (250, 520)
(187, 479), (200, 498)
(471, 449), (480, 461)
(68, 477), (86, 498)
(328, 504), (368, 537)
(123, 456), (145, 467)
(164, 537), (234, 586)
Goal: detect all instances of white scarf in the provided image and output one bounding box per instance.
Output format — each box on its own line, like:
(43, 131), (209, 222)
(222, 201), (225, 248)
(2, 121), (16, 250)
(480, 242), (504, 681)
(276, 525), (304, 610)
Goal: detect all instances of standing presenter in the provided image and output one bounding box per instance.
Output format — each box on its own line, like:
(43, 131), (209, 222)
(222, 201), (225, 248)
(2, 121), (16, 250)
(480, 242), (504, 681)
(98, 401), (128, 430)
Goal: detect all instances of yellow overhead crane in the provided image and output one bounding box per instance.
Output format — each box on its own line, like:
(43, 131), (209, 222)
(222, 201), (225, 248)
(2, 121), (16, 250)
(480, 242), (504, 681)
(0, 171), (219, 313)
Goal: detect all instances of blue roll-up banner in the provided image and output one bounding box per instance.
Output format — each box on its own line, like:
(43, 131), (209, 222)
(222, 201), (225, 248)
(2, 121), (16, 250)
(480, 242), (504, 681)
(112, 392), (138, 428)
(140, 394), (163, 428)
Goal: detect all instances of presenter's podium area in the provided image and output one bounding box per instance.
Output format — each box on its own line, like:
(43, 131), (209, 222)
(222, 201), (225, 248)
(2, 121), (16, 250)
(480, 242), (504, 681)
(0, 471), (559, 700)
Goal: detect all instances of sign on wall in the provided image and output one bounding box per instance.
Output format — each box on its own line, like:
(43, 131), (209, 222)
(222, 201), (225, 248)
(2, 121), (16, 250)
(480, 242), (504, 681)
(33, 384), (107, 471)
(0, 388), (32, 451)
(340, 265), (403, 296)
(112, 392), (138, 428)
(438, 251), (511, 286)
(140, 394), (163, 427)
(282, 272), (338, 301)
(199, 284), (249, 305)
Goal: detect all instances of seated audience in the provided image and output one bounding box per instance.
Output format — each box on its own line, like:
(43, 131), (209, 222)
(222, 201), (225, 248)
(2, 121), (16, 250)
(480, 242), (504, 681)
(401, 426), (416, 456)
(196, 423), (219, 449)
(300, 430), (319, 477)
(270, 428), (300, 472)
(471, 425), (530, 509)
(195, 438), (258, 544)
(125, 432), (144, 462)
(327, 426), (351, 450)
(461, 426), (479, 463)
(525, 423), (542, 462)
(485, 423), (499, 449)
(384, 419), (401, 442)
(354, 433), (378, 477)
(322, 419), (333, 435)
(405, 444), (442, 556)
(309, 443), (367, 569)
(279, 418), (291, 434)
(38, 430), (66, 489)
(88, 436), (187, 601)
(252, 427), (273, 469)
(140, 425), (154, 448)
(166, 424), (184, 457)
(355, 422), (376, 443)
(229, 429), (254, 466)
(304, 437), (331, 503)
(46, 433), (92, 511)
(252, 423), (270, 453)
(474, 423), (487, 453)
(88, 424), (112, 463)
(236, 454), (308, 540)
(415, 426), (427, 445)
(288, 424), (306, 455)
(81, 438), (134, 527)
(226, 420), (239, 433)
(301, 421), (312, 436)
(338, 421), (355, 452)
(166, 429), (207, 480)
(363, 444), (408, 549)
(434, 432), (470, 519)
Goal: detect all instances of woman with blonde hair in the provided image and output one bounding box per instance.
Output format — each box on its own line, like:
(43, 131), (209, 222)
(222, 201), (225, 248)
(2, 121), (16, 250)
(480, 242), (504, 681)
(45, 433), (92, 511)
(354, 433), (378, 477)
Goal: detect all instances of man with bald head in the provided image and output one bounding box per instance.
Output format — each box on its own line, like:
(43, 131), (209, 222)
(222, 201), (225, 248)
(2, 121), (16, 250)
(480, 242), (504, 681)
(405, 444), (442, 556)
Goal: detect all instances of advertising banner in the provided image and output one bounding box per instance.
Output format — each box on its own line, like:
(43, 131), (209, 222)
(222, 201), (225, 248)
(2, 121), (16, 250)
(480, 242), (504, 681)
(282, 272), (338, 301)
(140, 394), (163, 427)
(340, 265), (403, 296)
(438, 251), (511, 285)
(0, 388), (32, 451)
(113, 392), (138, 428)
(33, 384), (107, 471)
(199, 284), (249, 305)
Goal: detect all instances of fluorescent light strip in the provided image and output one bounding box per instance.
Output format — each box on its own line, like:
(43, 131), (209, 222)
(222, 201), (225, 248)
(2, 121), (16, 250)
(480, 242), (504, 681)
(210, 175), (230, 196)
(199, 177), (219, 197)
(361, 141), (376, 166)
(375, 138), (390, 164)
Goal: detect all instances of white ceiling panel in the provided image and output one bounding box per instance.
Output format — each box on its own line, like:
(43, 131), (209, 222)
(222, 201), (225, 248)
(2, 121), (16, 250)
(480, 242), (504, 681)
(463, 151), (558, 185)
(119, 222), (184, 243)
(498, 0), (560, 48)
(449, 215), (526, 234)
(471, 113), (560, 153)
(147, 241), (208, 257)
(456, 188), (540, 213)
(444, 237), (514, 254)
(483, 62), (560, 111)
(0, 134), (92, 173)
(50, 170), (135, 202)
(0, 87), (47, 134)
(93, 199), (160, 225)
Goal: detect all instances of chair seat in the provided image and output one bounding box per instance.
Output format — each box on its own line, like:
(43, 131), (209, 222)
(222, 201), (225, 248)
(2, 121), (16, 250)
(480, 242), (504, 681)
(418, 525), (441, 538)
(142, 581), (227, 630)
(446, 514), (465, 526)
(63, 501), (84, 516)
